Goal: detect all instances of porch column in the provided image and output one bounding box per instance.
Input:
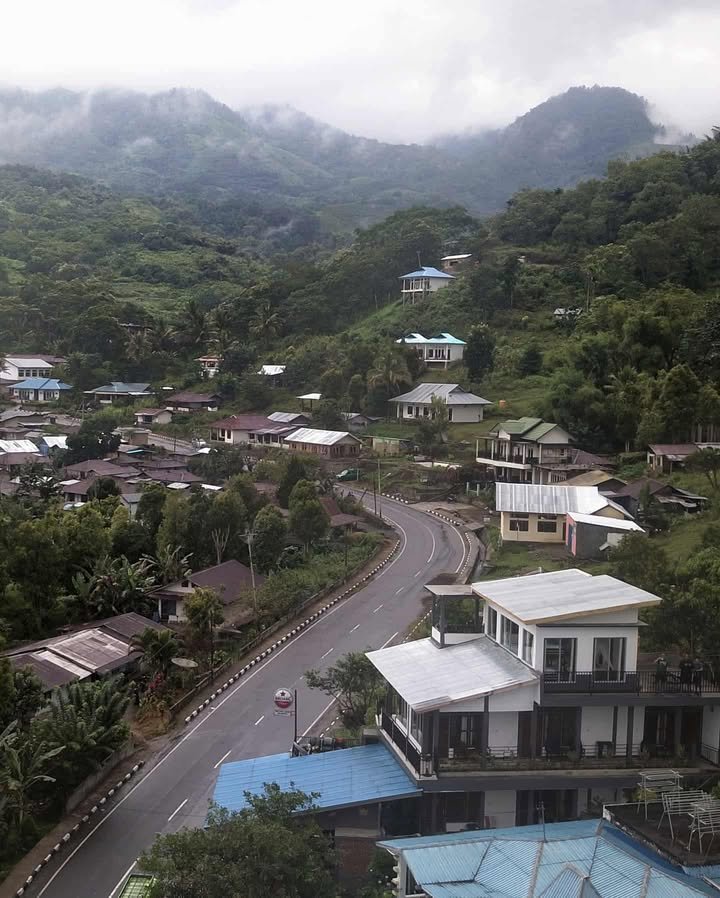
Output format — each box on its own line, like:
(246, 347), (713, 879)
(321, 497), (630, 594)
(481, 696), (490, 753)
(473, 598), (481, 632)
(530, 705), (538, 760)
(626, 706), (635, 759)
(438, 599), (446, 648)
(431, 710), (439, 768)
(674, 709), (682, 756)
(612, 706), (618, 749)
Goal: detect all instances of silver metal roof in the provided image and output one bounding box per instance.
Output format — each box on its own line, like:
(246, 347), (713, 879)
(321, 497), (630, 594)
(0, 439), (40, 454)
(268, 411), (306, 423)
(366, 636), (537, 712)
(567, 511), (643, 531)
(424, 584), (475, 597)
(496, 483), (609, 515)
(285, 427), (361, 445)
(390, 383), (490, 405)
(472, 570), (662, 624)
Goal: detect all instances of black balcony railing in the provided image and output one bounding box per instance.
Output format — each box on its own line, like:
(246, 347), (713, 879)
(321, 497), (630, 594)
(543, 670), (720, 696)
(380, 710), (421, 773)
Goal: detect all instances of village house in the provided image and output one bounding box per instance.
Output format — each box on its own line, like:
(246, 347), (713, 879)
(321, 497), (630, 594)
(3, 612), (167, 692)
(565, 512), (644, 559)
(390, 383), (491, 423)
(209, 414), (296, 446)
(151, 559), (264, 625)
(196, 355), (222, 378)
(496, 483), (631, 544)
(284, 427), (362, 458)
(64, 459), (140, 481)
(133, 408), (173, 426)
(399, 266), (455, 305)
(267, 411), (311, 427)
(647, 442), (720, 474)
(340, 411), (377, 431)
(476, 417), (575, 484)
(367, 569), (720, 833)
(84, 382), (154, 404)
(440, 252), (473, 272)
(164, 391), (220, 412)
(10, 377), (72, 403)
(610, 477), (707, 517)
(0, 355), (57, 382)
(562, 469), (627, 492)
(0, 451), (45, 472)
(257, 364), (286, 386)
(396, 333), (466, 367)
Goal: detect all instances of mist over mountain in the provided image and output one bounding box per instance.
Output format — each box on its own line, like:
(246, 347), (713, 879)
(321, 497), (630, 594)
(0, 84), (688, 237)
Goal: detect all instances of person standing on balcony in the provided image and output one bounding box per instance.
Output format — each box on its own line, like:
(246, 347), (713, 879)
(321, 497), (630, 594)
(654, 655), (668, 693)
(693, 657), (705, 695)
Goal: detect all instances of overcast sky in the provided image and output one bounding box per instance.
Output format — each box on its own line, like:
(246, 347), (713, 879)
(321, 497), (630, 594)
(3, 0), (718, 142)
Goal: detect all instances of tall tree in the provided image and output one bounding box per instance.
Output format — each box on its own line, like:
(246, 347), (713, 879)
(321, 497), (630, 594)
(288, 481), (329, 556)
(464, 325), (495, 382)
(252, 506), (287, 573)
(306, 651), (383, 729)
(184, 588), (224, 672)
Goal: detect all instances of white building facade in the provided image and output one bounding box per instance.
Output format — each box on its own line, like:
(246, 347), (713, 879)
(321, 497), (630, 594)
(396, 333), (466, 367)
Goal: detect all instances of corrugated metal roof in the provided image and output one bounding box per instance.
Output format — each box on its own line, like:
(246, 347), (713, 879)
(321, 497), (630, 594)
(396, 332), (466, 345)
(11, 378), (71, 391)
(399, 266), (456, 279)
(567, 512), (643, 531)
(213, 744), (420, 813)
(41, 436), (68, 448)
(268, 411), (307, 423)
(496, 483), (609, 515)
(258, 365), (286, 376)
(296, 392), (322, 400)
(285, 427), (360, 445)
(383, 822), (712, 898)
(0, 439), (39, 453)
(472, 570), (662, 624)
(85, 382), (151, 395)
(5, 356), (55, 367)
(441, 254), (472, 261)
(390, 383), (490, 406)
(366, 635), (538, 712)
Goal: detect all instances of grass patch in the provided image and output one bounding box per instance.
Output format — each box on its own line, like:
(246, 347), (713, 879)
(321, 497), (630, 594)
(652, 512), (714, 563)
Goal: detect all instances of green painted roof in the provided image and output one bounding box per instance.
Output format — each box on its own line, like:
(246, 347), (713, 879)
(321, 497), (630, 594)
(119, 874), (154, 898)
(491, 416), (542, 435)
(522, 421), (558, 440)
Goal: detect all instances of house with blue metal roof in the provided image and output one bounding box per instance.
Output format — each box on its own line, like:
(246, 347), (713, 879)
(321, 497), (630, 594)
(399, 267), (455, 305)
(379, 819), (717, 897)
(213, 743), (422, 879)
(10, 377), (72, 402)
(396, 333), (467, 368)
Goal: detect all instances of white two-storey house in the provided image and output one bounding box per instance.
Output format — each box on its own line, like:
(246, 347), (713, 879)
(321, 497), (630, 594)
(367, 569), (720, 832)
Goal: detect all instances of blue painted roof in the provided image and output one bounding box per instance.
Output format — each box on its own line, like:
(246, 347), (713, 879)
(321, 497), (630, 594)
(11, 378), (71, 391)
(213, 744), (420, 814)
(380, 821), (715, 898)
(399, 266), (455, 280)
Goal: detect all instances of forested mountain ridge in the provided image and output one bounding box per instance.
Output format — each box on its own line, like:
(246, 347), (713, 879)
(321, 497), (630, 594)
(0, 85), (686, 237)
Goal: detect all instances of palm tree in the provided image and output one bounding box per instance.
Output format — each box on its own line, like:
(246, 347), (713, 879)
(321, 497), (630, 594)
(249, 300), (280, 348)
(173, 299), (208, 348)
(605, 366), (643, 452)
(0, 735), (63, 827)
(367, 348), (410, 418)
(143, 545), (193, 586)
(130, 628), (181, 678)
(209, 305), (238, 358)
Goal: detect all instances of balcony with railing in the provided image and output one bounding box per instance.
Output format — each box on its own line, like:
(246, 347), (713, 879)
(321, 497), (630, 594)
(543, 669), (720, 697)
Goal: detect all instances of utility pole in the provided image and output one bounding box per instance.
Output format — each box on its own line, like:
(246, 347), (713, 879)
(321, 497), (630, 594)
(245, 527), (258, 618)
(377, 457), (383, 520)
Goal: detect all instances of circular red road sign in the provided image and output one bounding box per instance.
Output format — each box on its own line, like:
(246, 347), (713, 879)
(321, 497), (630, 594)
(274, 687), (293, 710)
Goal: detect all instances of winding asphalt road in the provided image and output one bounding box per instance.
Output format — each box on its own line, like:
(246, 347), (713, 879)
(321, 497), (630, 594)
(32, 497), (467, 898)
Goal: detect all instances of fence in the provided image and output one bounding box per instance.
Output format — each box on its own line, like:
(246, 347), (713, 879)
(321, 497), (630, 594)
(64, 741), (136, 812)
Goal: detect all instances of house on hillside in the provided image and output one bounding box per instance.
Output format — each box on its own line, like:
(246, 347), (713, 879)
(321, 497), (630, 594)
(164, 391), (220, 412)
(565, 512), (644, 559)
(10, 378), (72, 402)
(610, 477), (707, 517)
(390, 383), (490, 423)
(151, 560), (264, 625)
(0, 355), (57, 382)
(297, 391), (322, 410)
(320, 495), (362, 530)
(563, 470), (627, 492)
(647, 442), (720, 474)
(341, 411), (377, 431)
(3, 612), (166, 692)
(84, 382), (153, 404)
(398, 266), (455, 305)
(64, 459), (139, 481)
(440, 252), (472, 272)
(496, 482), (630, 544)
(0, 451), (45, 471)
(196, 355), (222, 378)
(367, 568), (720, 831)
(209, 415), (296, 446)
(268, 411), (311, 427)
(284, 428), (362, 458)
(476, 417), (577, 484)
(396, 332), (466, 367)
(134, 408), (173, 426)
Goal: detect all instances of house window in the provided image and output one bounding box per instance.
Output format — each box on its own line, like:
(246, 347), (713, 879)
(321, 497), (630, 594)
(500, 615), (519, 654)
(522, 630), (534, 664)
(509, 514), (529, 532)
(486, 606), (498, 640)
(448, 408), (453, 422)
(410, 709), (423, 746)
(406, 405), (413, 416)
(537, 515), (558, 533)
(544, 638), (576, 680)
(593, 637), (626, 682)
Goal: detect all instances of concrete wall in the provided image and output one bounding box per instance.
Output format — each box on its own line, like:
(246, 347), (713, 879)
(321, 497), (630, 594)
(487, 711), (518, 750)
(537, 626), (640, 672)
(580, 706), (614, 749)
(483, 790), (517, 828)
(500, 511), (565, 543)
(702, 705), (720, 758)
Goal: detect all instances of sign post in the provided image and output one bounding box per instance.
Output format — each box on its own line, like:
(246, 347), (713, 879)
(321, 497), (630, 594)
(273, 688), (299, 753)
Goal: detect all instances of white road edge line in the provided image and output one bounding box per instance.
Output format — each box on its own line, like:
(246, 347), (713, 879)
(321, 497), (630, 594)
(167, 798), (188, 822)
(108, 860), (137, 898)
(213, 750), (232, 769)
(254, 715), (265, 726)
(426, 524), (436, 563)
(37, 502), (419, 897)
(350, 624), (360, 633)
(320, 647), (334, 660)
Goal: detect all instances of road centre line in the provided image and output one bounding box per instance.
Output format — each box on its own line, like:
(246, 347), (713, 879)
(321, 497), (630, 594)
(373, 604), (384, 613)
(350, 624), (360, 633)
(320, 647), (334, 659)
(254, 715), (265, 726)
(167, 798), (188, 822)
(38, 504), (450, 898)
(213, 750), (232, 769)
(395, 586), (404, 595)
